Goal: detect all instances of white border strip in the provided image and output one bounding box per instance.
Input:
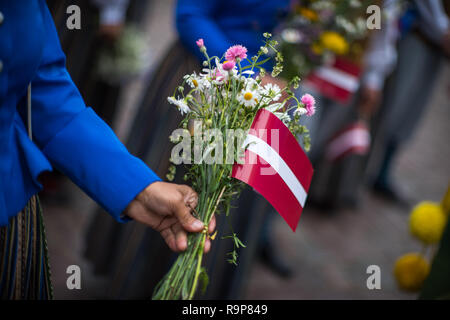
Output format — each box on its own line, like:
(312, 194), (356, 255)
(315, 66), (360, 92)
(244, 134), (307, 207)
(326, 128), (370, 160)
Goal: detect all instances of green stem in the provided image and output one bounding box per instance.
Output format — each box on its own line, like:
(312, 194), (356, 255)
(188, 233), (207, 299)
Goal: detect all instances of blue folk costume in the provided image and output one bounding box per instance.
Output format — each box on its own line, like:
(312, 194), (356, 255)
(0, 1), (160, 299)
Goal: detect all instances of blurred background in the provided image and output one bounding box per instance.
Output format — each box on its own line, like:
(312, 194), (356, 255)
(41, 0), (449, 299)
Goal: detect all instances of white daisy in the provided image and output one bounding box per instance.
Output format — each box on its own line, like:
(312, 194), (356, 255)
(168, 96), (191, 115)
(274, 111), (291, 124)
(262, 83), (282, 102)
(241, 77), (259, 90)
(265, 101), (285, 113)
(238, 86), (260, 109)
(186, 73), (210, 90)
(294, 107), (307, 116)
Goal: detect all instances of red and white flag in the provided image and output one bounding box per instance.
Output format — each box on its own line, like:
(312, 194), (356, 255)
(231, 109), (314, 232)
(304, 57), (361, 105)
(325, 120), (371, 162)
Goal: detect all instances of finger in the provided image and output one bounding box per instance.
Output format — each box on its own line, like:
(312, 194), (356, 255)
(204, 237), (211, 253)
(155, 216), (177, 232)
(160, 228), (178, 252)
(173, 201), (204, 233)
(178, 185), (199, 209)
(171, 223), (188, 252)
(208, 215), (216, 234)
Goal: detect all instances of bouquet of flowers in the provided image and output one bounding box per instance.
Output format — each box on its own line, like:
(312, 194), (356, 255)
(278, 0), (371, 80)
(96, 25), (151, 84)
(152, 33), (315, 300)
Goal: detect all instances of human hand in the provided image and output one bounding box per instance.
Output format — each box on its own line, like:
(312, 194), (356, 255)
(124, 181), (216, 253)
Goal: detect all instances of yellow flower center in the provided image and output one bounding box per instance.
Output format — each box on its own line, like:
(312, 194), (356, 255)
(244, 92), (253, 100)
(192, 79), (198, 87)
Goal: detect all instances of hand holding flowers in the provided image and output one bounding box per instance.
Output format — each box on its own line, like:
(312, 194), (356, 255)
(153, 33), (315, 300)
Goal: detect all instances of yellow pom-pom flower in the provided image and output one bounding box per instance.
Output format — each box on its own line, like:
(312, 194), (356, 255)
(319, 31), (349, 55)
(409, 201), (447, 244)
(394, 253), (430, 292)
(311, 42), (323, 55)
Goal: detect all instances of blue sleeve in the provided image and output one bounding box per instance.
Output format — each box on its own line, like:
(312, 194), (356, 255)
(176, 0), (235, 62)
(27, 1), (161, 221)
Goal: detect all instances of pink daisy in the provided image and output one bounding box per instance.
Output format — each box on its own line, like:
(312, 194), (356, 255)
(301, 94), (316, 116)
(222, 61), (236, 71)
(225, 45), (248, 63)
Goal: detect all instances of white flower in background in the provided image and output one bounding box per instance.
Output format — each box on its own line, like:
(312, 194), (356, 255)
(274, 112), (291, 124)
(335, 16), (356, 34)
(238, 86), (260, 108)
(281, 28), (303, 44)
(349, 0), (361, 8)
(264, 101), (286, 114)
(311, 0), (335, 11)
(355, 17), (367, 36)
(262, 83), (282, 102)
(168, 96), (191, 115)
(294, 107), (307, 116)
(241, 70), (256, 76)
(96, 25), (151, 84)
(242, 77), (259, 90)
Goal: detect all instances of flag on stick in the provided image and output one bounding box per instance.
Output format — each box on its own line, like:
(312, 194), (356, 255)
(304, 58), (361, 105)
(325, 120), (371, 162)
(231, 109), (314, 232)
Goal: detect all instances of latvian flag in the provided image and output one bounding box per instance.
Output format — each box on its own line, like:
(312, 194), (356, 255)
(325, 120), (371, 162)
(231, 109), (314, 232)
(304, 57), (361, 105)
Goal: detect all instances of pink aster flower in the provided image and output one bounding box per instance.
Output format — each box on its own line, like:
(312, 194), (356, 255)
(212, 68), (224, 81)
(301, 94), (316, 116)
(196, 38), (205, 48)
(225, 45), (247, 63)
(222, 60), (235, 71)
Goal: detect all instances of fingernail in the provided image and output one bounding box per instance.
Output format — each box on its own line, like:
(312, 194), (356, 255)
(193, 220), (204, 230)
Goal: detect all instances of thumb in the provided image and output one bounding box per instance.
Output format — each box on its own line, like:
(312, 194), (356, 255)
(173, 202), (204, 232)
(174, 185), (203, 232)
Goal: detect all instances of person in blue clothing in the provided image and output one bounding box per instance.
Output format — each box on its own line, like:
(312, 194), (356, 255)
(0, 1), (214, 299)
(176, 0), (290, 65)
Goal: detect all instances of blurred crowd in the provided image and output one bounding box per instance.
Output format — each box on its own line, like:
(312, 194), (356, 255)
(42, 0), (449, 299)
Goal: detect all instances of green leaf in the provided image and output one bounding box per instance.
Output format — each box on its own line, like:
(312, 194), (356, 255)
(235, 236), (246, 248)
